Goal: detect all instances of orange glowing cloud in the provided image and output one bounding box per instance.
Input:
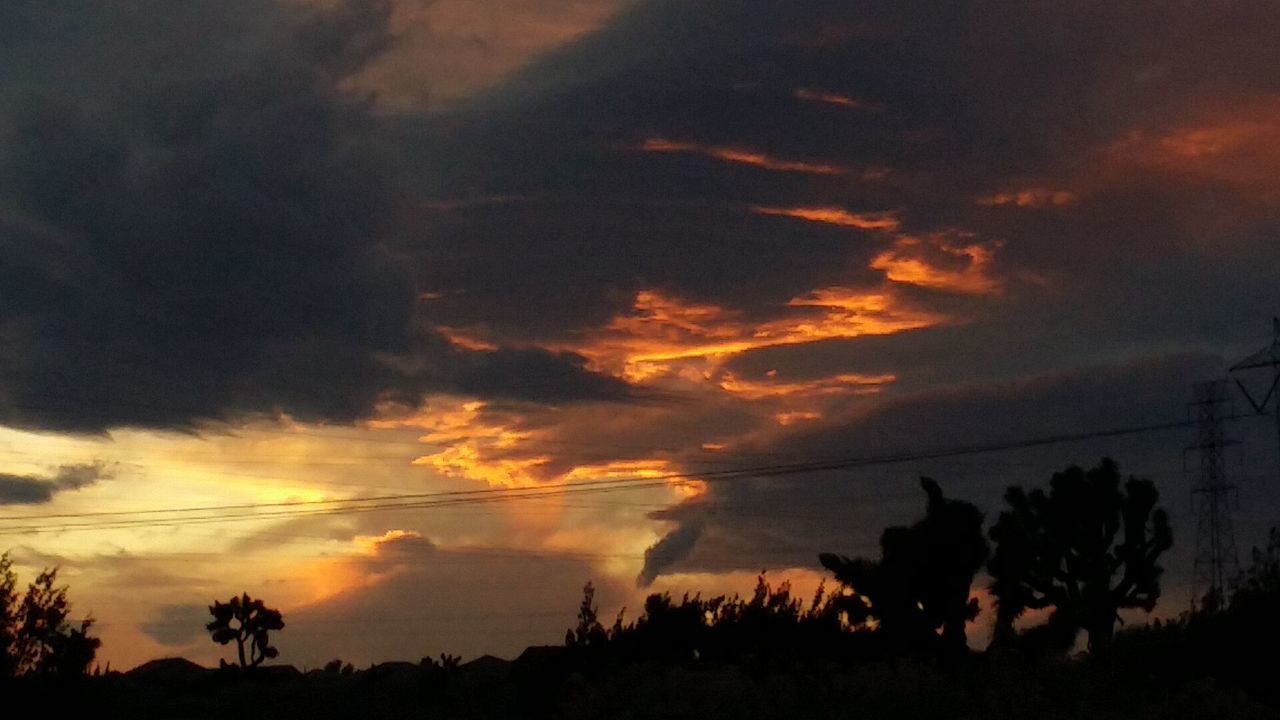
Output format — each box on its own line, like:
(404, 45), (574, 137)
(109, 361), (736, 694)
(718, 372), (896, 400)
(1157, 120), (1274, 158)
(752, 206), (901, 231)
(385, 399), (552, 488)
(978, 188), (1077, 208)
(641, 138), (847, 175)
(377, 397), (703, 501)
(572, 289), (939, 382)
(869, 234), (1001, 294)
(774, 411), (822, 426)
(1105, 96), (1280, 201)
(415, 442), (553, 489)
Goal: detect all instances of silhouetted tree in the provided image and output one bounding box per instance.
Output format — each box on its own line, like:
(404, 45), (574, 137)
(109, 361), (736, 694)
(820, 477), (989, 660)
(987, 458), (1172, 653)
(0, 556), (99, 678)
(207, 593), (284, 669)
(565, 581), (608, 649)
(1232, 526), (1280, 611)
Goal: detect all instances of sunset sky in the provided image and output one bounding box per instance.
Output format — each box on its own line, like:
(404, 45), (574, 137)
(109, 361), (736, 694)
(2, 0), (1279, 670)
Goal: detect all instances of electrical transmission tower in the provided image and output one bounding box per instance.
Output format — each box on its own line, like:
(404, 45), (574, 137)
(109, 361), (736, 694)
(1186, 379), (1239, 611)
(1229, 317), (1280, 484)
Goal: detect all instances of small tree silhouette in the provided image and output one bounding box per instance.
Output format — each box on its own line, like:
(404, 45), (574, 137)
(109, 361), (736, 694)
(566, 581), (608, 648)
(207, 593), (284, 669)
(820, 478), (989, 660)
(987, 458), (1172, 653)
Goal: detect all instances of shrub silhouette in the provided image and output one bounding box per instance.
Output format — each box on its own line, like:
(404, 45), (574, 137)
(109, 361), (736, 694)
(322, 658), (354, 675)
(987, 458), (1172, 653)
(0, 552), (100, 678)
(207, 593), (284, 669)
(820, 477), (989, 660)
(564, 575), (850, 667)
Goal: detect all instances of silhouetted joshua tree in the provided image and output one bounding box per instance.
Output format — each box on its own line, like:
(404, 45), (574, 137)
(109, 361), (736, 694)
(820, 478), (989, 659)
(207, 593), (284, 669)
(987, 458), (1172, 654)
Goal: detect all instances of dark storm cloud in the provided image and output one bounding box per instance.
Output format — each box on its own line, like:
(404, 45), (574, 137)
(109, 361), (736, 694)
(642, 352), (1280, 593)
(0, 1), (627, 433)
(4, 0), (1279, 444)
(406, 4), (1280, 601)
(636, 514), (704, 587)
(0, 462), (108, 505)
(139, 604), (211, 648)
(410, 0), (1280, 350)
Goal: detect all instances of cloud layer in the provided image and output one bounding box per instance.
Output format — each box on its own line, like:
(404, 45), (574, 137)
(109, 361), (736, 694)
(0, 1), (627, 432)
(0, 463), (108, 505)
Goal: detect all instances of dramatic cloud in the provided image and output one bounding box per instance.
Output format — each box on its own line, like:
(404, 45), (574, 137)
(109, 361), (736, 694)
(344, 0), (632, 111)
(387, 0), (1280, 595)
(637, 514), (704, 587)
(0, 463), (108, 505)
(0, 0), (626, 433)
(5, 0), (1280, 668)
(407, 0), (1280, 355)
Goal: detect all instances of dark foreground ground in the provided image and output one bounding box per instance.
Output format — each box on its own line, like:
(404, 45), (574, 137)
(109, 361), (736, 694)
(6, 626), (1278, 720)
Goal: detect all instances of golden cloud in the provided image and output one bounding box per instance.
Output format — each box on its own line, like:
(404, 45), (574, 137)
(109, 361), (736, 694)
(573, 289), (939, 383)
(869, 234), (1001, 294)
(774, 410), (822, 426)
(753, 205), (901, 231)
(718, 371), (896, 400)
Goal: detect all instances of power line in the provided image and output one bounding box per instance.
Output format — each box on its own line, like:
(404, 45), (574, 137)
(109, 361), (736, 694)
(0, 414), (1220, 535)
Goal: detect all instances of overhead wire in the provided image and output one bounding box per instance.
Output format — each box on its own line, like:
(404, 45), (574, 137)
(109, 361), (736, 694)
(0, 414), (1228, 536)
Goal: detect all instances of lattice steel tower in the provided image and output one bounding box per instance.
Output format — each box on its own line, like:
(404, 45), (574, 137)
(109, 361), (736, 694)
(1187, 379), (1239, 610)
(1230, 318), (1280, 484)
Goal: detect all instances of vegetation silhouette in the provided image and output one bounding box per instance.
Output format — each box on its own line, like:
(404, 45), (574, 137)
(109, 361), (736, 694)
(564, 575), (854, 670)
(987, 458), (1173, 654)
(819, 477), (989, 661)
(0, 552), (100, 678)
(6, 462), (1279, 718)
(206, 593), (284, 670)
(1088, 523), (1280, 711)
